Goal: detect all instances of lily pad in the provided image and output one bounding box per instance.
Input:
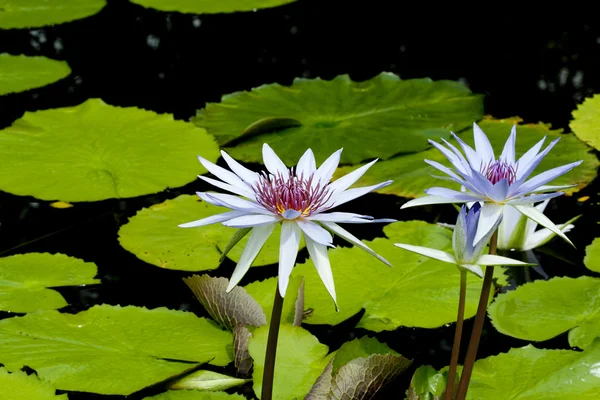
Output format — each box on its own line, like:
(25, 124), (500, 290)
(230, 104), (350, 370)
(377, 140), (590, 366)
(130, 0), (296, 14)
(335, 118), (599, 198)
(489, 276), (600, 349)
(584, 238), (600, 273)
(193, 73), (484, 165)
(0, 99), (219, 202)
(0, 54), (71, 95)
(571, 94), (600, 151)
(248, 324), (332, 400)
(119, 195), (301, 271)
(167, 370), (249, 391)
(244, 275), (305, 325)
(0, 253), (99, 313)
(0, 368), (67, 400)
(144, 391), (246, 400)
(0, 0), (106, 29)
(0, 305), (233, 395)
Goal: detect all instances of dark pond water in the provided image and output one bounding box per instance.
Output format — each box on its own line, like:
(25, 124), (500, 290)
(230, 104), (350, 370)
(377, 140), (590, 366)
(1, 2), (599, 399)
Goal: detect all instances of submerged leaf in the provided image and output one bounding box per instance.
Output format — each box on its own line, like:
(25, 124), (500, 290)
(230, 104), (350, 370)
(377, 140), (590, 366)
(0, 54), (70, 95)
(0, 368), (67, 400)
(0, 305), (232, 395)
(571, 94), (600, 151)
(233, 325), (254, 377)
(143, 391), (246, 400)
(584, 238), (600, 273)
(0, 0), (106, 29)
(168, 370), (248, 391)
(489, 276), (600, 349)
(194, 73), (483, 164)
(304, 359), (334, 400)
(0, 99), (219, 202)
(129, 0), (297, 14)
(0, 253), (99, 313)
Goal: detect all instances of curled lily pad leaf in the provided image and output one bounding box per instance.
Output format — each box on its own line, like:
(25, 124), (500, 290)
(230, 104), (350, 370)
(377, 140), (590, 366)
(489, 276), (600, 349)
(233, 325), (254, 377)
(0, 368), (67, 400)
(334, 118), (599, 198)
(584, 238), (600, 273)
(571, 94), (600, 151)
(143, 391), (247, 400)
(167, 370), (249, 391)
(0, 54), (71, 95)
(183, 275), (267, 330)
(304, 359), (334, 400)
(245, 275), (306, 325)
(118, 195), (299, 271)
(130, 0), (297, 14)
(248, 324), (332, 400)
(0, 99), (219, 202)
(0, 0), (106, 29)
(193, 73), (483, 165)
(406, 366), (444, 400)
(0, 253), (99, 313)
(0, 305), (232, 395)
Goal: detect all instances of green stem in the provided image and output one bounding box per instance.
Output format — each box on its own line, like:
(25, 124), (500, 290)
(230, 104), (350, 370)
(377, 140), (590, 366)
(261, 283), (284, 400)
(444, 270), (467, 400)
(455, 230), (498, 400)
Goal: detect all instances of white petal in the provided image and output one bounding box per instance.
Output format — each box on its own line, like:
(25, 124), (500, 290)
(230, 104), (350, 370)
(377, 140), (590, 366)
(429, 139), (471, 176)
(330, 180), (392, 207)
(500, 125), (517, 164)
(474, 203), (504, 245)
(529, 184), (577, 193)
(320, 221), (391, 266)
(447, 134), (480, 172)
(196, 191), (227, 207)
(198, 175), (255, 199)
(178, 211), (246, 228)
(458, 264), (484, 278)
(472, 122), (495, 162)
(510, 161), (582, 197)
(514, 204), (574, 247)
(308, 212), (374, 224)
(198, 155), (249, 190)
(305, 236), (337, 307)
(278, 221), (301, 297)
(328, 159), (378, 193)
(515, 137), (546, 179)
(226, 223), (276, 291)
(512, 137), (560, 185)
(425, 159), (470, 188)
(296, 148), (316, 178)
(296, 220), (333, 246)
(476, 254), (533, 266)
(524, 216), (578, 250)
(394, 243), (456, 264)
(221, 150), (259, 185)
(400, 195), (472, 209)
(262, 143), (289, 178)
(222, 214), (280, 228)
(313, 149), (343, 187)
(202, 192), (271, 214)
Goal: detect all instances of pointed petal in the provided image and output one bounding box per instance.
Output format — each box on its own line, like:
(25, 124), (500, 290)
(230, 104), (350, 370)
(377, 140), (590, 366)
(262, 143), (289, 178)
(313, 149), (342, 186)
(394, 243), (456, 264)
(429, 139), (470, 176)
(506, 192), (564, 206)
(514, 204), (574, 247)
(425, 159), (470, 188)
(329, 159), (378, 193)
(500, 125), (517, 164)
(296, 148), (316, 178)
(308, 212), (374, 224)
(278, 221), (301, 297)
(473, 122), (495, 162)
(512, 137), (560, 186)
(221, 150), (259, 185)
(401, 195), (472, 209)
(524, 215), (579, 250)
(424, 187), (483, 202)
(510, 161), (582, 197)
(476, 254), (534, 266)
(458, 264), (484, 278)
(529, 184), (577, 193)
(330, 180), (392, 207)
(196, 191), (227, 207)
(449, 133), (481, 170)
(305, 236), (337, 306)
(197, 175), (255, 199)
(320, 221), (391, 266)
(498, 204), (527, 250)
(226, 223), (277, 291)
(488, 179), (510, 202)
(515, 137), (546, 178)
(201, 192), (271, 214)
(219, 228), (251, 262)
(178, 211), (245, 228)
(198, 155), (249, 189)
(296, 220), (333, 246)
(474, 203), (504, 245)
(222, 214), (280, 228)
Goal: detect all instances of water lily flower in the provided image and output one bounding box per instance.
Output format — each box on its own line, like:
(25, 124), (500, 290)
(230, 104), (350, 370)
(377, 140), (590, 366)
(395, 204), (530, 277)
(401, 123), (582, 246)
(179, 144), (394, 304)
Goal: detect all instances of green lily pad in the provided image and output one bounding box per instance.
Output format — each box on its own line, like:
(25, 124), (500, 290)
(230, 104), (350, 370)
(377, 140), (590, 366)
(489, 276), (600, 349)
(0, 368), (67, 400)
(130, 0), (296, 14)
(119, 195), (302, 271)
(144, 391), (246, 400)
(334, 118), (599, 198)
(244, 275), (305, 325)
(0, 54), (71, 95)
(248, 324), (332, 400)
(0, 99), (219, 202)
(571, 94), (600, 151)
(0, 253), (99, 313)
(0, 0), (106, 29)
(167, 370), (249, 391)
(193, 73), (483, 165)
(406, 365), (444, 400)
(0, 305), (232, 395)
(584, 238), (600, 273)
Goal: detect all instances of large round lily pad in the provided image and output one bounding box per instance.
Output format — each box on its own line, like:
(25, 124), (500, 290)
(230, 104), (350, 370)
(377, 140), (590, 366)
(335, 118), (599, 198)
(489, 276), (600, 349)
(584, 238), (600, 273)
(0, 368), (66, 400)
(0, 253), (99, 313)
(143, 391), (246, 400)
(571, 94), (600, 151)
(0, 305), (232, 395)
(118, 194), (301, 271)
(0, 0), (106, 29)
(130, 0), (296, 14)
(0, 54), (71, 95)
(193, 73), (484, 165)
(0, 99), (219, 202)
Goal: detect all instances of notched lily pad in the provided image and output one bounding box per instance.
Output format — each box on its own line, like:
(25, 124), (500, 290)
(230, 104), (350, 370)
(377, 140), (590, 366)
(571, 94), (600, 151)
(129, 0), (297, 14)
(194, 73), (483, 164)
(0, 305), (232, 395)
(489, 276), (600, 349)
(584, 238), (600, 273)
(0, 0), (106, 29)
(0, 99), (219, 202)
(0, 368), (67, 400)
(0, 54), (71, 95)
(0, 253), (99, 313)
(167, 370), (249, 391)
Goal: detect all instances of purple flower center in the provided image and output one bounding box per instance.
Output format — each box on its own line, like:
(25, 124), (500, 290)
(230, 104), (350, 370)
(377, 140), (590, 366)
(480, 160), (518, 185)
(252, 169), (333, 218)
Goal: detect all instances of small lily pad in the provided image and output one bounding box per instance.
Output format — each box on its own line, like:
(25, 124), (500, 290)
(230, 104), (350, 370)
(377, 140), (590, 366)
(193, 73), (483, 165)
(0, 305), (232, 395)
(334, 118), (599, 198)
(584, 238), (600, 273)
(0, 368), (67, 400)
(489, 276), (600, 349)
(143, 391), (246, 400)
(571, 94), (600, 151)
(130, 0), (296, 14)
(118, 195), (296, 271)
(0, 0), (106, 29)
(0, 253), (99, 313)
(0, 54), (71, 95)
(0, 99), (219, 202)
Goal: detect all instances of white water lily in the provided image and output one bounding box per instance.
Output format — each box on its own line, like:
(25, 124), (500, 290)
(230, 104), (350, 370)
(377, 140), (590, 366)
(179, 144), (394, 305)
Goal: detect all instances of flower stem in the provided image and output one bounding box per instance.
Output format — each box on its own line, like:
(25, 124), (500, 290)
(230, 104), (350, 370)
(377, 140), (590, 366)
(455, 230), (498, 400)
(261, 283), (284, 400)
(444, 270), (467, 400)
